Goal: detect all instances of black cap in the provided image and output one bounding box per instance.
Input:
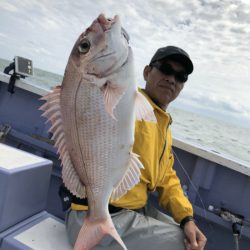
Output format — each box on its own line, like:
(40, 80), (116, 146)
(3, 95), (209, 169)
(150, 46), (193, 74)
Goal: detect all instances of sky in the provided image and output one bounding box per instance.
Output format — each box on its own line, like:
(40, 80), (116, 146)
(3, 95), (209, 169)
(0, 0), (250, 128)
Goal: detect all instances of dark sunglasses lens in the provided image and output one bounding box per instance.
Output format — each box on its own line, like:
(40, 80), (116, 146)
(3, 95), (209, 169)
(158, 63), (188, 83)
(160, 63), (174, 75)
(176, 72), (188, 82)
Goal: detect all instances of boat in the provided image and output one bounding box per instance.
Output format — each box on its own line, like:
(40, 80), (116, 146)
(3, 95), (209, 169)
(0, 59), (250, 250)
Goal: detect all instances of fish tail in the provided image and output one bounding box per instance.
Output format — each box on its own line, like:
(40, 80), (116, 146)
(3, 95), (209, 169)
(73, 215), (127, 250)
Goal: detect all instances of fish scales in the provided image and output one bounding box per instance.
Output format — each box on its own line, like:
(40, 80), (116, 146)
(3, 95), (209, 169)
(73, 83), (119, 188)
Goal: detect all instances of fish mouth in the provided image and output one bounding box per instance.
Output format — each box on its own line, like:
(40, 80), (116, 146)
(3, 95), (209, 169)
(102, 50), (129, 77)
(94, 51), (116, 61)
(94, 14), (118, 32)
(85, 14), (129, 78)
(99, 16), (124, 44)
(87, 48), (130, 78)
(85, 14), (118, 36)
(88, 51), (116, 71)
(99, 15), (129, 43)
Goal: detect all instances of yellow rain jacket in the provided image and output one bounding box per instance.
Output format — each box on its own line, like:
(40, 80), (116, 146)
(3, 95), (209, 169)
(72, 89), (193, 223)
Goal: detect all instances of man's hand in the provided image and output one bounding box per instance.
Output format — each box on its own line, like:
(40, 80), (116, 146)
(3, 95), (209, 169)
(183, 221), (207, 250)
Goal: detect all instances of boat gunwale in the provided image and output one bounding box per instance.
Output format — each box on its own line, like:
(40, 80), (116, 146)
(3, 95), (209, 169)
(1, 71), (250, 175)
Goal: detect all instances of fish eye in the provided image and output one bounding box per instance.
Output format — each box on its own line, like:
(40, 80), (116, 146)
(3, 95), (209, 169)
(78, 39), (91, 54)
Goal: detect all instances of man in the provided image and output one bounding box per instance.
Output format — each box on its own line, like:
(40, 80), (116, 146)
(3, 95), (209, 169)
(62, 46), (207, 250)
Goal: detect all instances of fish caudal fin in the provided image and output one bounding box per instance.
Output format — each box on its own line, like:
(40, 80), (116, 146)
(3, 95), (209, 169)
(101, 81), (126, 120)
(111, 151), (144, 201)
(135, 90), (157, 122)
(74, 216), (127, 250)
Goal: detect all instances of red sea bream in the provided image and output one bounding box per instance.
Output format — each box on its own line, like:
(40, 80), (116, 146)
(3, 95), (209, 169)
(40, 14), (155, 250)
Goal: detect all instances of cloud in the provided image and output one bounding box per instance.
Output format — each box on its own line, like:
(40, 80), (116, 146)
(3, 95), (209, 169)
(0, 0), (249, 73)
(0, 33), (7, 38)
(0, 2), (18, 12)
(192, 93), (248, 113)
(40, 18), (61, 31)
(0, 0), (249, 127)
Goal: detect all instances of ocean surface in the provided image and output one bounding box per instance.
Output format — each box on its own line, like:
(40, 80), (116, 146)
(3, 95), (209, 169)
(1, 58), (250, 165)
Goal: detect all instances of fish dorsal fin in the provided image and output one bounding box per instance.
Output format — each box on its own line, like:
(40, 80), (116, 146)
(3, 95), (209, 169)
(135, 90), (157, 122)
(39, 86), (86, 198)
(101, 81), (126, 120)
(110, 151), (144, 201)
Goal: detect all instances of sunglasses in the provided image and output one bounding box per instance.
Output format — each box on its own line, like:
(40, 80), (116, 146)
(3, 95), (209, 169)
(151, 62), (188, 83)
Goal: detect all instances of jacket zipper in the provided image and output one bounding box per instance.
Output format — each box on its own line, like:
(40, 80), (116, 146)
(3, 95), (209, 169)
(152, 138), (166, 192)
(152, 122), (170, 191)
(159, 140), (166, 164)
(152, 117), (172, 192)
(158, 122), (170, 165)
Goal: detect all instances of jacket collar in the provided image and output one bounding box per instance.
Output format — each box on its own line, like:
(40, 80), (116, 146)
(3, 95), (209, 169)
(139, 88), (172, 125)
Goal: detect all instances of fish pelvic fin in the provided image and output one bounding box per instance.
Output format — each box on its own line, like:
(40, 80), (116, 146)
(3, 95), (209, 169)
(101, 81), (126, 120)
(111, 151), (144, 201)
(39, 86), (86, 198)
(74, 215), (127, 250)
(135, 90), (157, 122)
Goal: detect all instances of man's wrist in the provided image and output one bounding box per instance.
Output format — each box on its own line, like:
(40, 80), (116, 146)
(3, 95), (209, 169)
(180, 216), (195, 229)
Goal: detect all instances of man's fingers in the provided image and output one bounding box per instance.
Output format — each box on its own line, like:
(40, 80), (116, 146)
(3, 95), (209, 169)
(184, 236), (199, 250)
(187, 230), (198, 248)
(196, 228), (207, 248)
(183, 221), (207, 249)
(184, 238), (191, 250)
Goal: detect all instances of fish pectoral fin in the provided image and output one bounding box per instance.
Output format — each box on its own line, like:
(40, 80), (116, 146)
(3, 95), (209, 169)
(111, 151), (144, 201)
(101, 81), (126, 120)
(135, 90), (157, 122)
(74, 215), (127, 250)
(40, 86), (86, 198)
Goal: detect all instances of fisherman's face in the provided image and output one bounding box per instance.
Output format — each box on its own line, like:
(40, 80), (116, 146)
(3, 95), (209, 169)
(144, 59), (186, 110)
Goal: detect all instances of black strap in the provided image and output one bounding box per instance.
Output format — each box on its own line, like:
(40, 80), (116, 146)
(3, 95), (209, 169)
(58, 184), (73, 211)
(180, 216), (195, 229)
(58, 184), (123, 213)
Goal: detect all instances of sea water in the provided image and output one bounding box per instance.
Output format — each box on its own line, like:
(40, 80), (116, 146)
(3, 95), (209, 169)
(1, 58), (249, 165)
(169, 106), (250, 164)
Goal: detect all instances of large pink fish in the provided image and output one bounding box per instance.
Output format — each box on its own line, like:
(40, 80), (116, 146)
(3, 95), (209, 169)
(40, 14), (155, 250)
